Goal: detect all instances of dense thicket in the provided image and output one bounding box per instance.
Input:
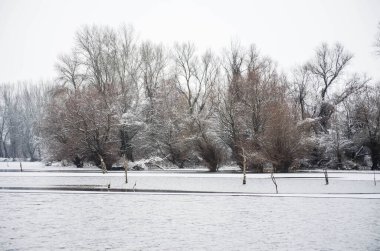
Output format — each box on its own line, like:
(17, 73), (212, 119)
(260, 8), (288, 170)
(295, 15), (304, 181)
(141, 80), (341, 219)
(0, 24), (378, 172)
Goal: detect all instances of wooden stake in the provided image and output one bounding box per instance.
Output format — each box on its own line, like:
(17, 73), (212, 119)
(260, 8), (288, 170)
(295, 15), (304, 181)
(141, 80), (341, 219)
(242, 148), (247, 185)
(123, 154), (128, 184)
(374, 170), (377, 186)
(271, 172), (278, 194)
(98, 154), (107, 174)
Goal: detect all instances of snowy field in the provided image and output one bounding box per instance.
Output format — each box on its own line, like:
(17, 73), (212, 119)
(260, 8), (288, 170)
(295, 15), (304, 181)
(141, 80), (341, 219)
(1, 162), (380, 250)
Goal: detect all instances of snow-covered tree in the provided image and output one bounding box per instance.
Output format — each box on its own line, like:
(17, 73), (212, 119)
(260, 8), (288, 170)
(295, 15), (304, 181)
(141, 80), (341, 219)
(43, 86), (120, 169)
(351, 84), (380, 170)
(305, 43), (369, 132)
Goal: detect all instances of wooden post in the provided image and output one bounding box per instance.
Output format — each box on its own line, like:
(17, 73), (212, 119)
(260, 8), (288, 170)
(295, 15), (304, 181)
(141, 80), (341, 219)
(123, 154), (128, 184)
(20, 162), (23, 172)
(324, 168), (329, 185)
(271, 172), (278, 194)
(242, 148), (247, 185)
(133, 181), (137, 192)
(98, 154), (107, 174)
(374, 170), (377, 186)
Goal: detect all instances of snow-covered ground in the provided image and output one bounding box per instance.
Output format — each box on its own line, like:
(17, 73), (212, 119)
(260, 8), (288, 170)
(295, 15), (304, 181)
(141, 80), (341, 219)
(0, 162), (379, 250)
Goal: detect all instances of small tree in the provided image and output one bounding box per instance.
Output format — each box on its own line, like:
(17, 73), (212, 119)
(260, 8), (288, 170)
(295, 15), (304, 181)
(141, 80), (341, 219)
(196, 130), (225, 172)
(262, 102), (302, 173)
(43, 86), (120, 169)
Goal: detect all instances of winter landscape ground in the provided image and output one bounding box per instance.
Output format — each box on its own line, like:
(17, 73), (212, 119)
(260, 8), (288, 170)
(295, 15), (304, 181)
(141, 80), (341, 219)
(1, 162), (379, 250)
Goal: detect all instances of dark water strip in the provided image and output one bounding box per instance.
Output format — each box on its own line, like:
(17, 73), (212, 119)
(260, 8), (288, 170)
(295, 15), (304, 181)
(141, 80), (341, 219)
(1, 186), (380, 199)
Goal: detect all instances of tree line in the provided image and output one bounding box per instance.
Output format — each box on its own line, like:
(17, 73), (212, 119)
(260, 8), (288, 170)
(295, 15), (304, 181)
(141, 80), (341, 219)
(0, 24), (379, 172)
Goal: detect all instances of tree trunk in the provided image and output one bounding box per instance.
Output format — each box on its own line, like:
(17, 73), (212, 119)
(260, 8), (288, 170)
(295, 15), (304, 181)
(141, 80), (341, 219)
(10, 140), (17, 159)
(3, 141), (8, 158)
(371, 150), (379, 170)
(98, 154), (107, 174)
(27, 143), (36, 161)
(208, 163), (218, 172)
(300, 99), (305, 120)
(125, 143), (134, 162)
(232, 144), (244, 171)
(278, 161), (291, 173)
(318, 102), (335, 133)
(369, 142), (379, 170)
(0, 139), (3, 158)
(120, 128), (134, 162)
(336, 150), (343, 170)
(178, 160), (185, 169)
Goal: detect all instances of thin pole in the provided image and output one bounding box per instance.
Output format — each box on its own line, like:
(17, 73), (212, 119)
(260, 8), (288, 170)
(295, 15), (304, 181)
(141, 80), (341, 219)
(242, 148), (247, 185)
(374, 170), (377, 186)
(124, 154), (128, 184)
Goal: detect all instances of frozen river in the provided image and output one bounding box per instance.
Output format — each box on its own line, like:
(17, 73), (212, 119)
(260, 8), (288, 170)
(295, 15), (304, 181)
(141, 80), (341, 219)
(1, 192), (379, 250)
(0, 162), (380, 250)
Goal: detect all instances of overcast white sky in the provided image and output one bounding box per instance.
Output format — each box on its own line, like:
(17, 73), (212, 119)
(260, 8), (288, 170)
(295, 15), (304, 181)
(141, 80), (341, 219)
(0, 0), (379, 83)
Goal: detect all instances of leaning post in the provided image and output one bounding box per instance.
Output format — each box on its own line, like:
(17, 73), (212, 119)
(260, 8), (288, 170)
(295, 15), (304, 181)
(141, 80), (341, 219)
(324, 168), (329, 185)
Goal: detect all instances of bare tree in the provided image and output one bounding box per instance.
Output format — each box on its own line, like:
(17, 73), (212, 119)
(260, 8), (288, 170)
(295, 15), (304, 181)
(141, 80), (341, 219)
(55, 51), (85, 90)
(306, 43), (368, 131)
(171, 43), (223, 169)
(151, 79), (193, 168)
(262, 100), (302, 172)
(223, 40), (245, 101)
(140, 41), (167, 102)
(307, 43), (353, 102)
(43, 86), (120, 169)
(218, 43), (284, 171)
(18, 84), (45, 161)
(115, 24), (140, 113)
(4, 85), (22, 159)
(195, 117), (226, 172)
(10, 24), (378, 175)
(291, 65), (312, 120)
(173, 43), (219, 116)
(0, 85), (10, 158)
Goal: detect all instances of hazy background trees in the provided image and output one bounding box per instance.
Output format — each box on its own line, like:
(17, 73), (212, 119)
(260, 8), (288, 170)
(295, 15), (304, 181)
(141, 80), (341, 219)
(1, 23), (378, 172)
(375, 22), (380, 56)
(0, 83), (46, 160)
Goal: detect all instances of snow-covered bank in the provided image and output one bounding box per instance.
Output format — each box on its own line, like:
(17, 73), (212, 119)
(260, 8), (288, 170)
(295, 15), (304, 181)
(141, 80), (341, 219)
(1, 162), (379, 194)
